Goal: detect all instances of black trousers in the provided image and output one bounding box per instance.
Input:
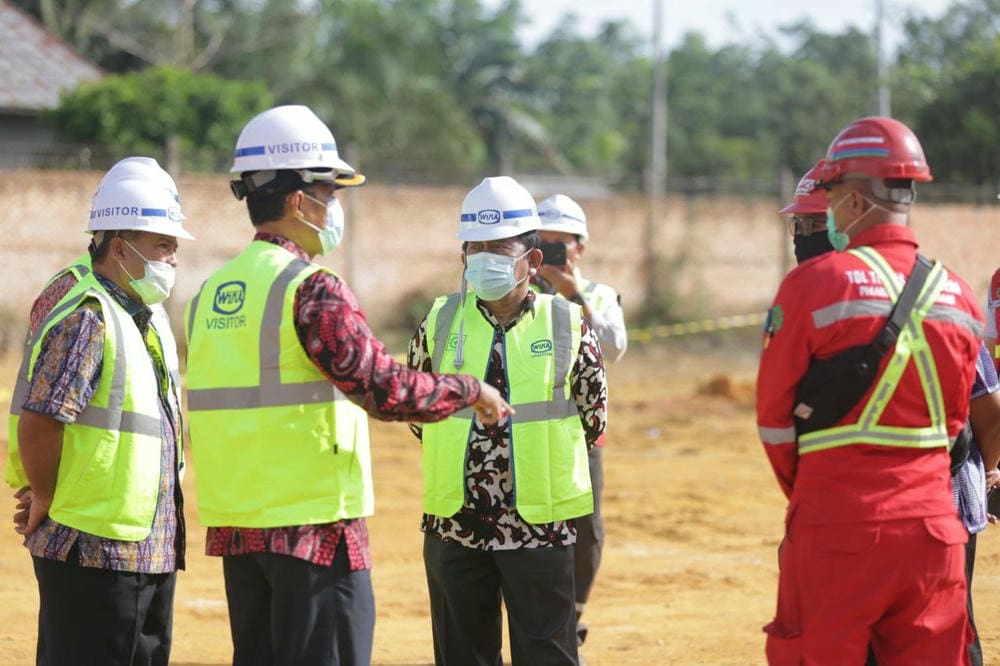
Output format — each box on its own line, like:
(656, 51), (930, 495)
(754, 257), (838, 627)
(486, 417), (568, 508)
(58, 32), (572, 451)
(574, 446), (605, 643)
(33, 553), (176, 666)
(222, 539), (375, 666)
(865, 531), (981, 666)
(423, 534), (578, 666)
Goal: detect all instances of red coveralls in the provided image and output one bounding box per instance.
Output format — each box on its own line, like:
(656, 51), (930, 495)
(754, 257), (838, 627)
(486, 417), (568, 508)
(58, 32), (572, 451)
(756, 223), (983, 665)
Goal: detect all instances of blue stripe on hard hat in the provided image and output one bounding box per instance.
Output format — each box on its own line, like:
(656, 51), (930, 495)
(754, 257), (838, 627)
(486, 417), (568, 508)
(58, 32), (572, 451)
(503, 208), (536, 219)
(140, 208), (168, 217)
(321, 143), (337, 151)
(460, 213), (477, 222)
(235, 145), (267, 157)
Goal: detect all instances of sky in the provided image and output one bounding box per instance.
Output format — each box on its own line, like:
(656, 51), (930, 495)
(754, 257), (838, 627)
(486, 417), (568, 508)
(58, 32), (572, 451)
(488, 0), (954, 52)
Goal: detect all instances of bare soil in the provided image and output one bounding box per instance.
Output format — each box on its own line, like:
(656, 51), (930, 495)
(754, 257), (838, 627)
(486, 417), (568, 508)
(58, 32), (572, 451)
(2, 343), (1000, 665)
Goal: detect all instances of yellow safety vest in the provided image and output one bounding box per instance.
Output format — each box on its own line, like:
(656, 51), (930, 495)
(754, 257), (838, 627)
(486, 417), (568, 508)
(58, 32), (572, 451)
(421, 293), (592, 524)
(6, 256), (183, 489)
(185, 241), (373, 527)
(8, 273), (164, 540)
(798, 247), (950, 454)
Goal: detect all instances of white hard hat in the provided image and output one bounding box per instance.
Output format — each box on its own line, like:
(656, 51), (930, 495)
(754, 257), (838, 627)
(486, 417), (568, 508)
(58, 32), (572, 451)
(458, 176), (541, 241)
(536, 194), (588, 241)
(101, 157), (179, 196)
(89, 176), (194, 239)
(230, 105), (364, 197)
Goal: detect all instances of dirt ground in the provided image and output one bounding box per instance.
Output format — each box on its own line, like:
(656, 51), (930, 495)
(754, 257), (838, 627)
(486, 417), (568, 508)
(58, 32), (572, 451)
(4, 340), (1000, 665)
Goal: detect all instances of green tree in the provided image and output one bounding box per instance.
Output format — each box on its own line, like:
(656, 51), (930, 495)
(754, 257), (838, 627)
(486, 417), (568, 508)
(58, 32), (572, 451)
(893, 0), (1000, 184)
(521, 18), (642, 178)
(52, 65), (272, 171)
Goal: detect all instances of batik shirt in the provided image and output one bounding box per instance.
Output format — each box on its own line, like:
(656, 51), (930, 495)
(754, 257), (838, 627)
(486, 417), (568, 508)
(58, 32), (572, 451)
(408, 291), (607, 550)
(22, 273), (184, 573)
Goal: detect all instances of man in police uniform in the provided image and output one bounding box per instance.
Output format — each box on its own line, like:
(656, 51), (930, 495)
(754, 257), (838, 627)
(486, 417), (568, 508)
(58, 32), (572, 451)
(9, 164), (193, 666)
(757, 117), (984, 664)
(408, 176), (608, 665)
(184, 105), (511, 666)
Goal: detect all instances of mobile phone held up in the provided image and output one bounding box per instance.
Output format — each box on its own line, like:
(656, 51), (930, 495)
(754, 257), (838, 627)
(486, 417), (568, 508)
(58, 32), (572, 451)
(541, 242), (567, 266)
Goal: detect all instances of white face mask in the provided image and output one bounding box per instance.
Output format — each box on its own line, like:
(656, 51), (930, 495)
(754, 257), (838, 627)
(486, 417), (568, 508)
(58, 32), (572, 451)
(464, 250), (529, 301)
(298, 192), (345, 255)
(119, 239), (175, 305)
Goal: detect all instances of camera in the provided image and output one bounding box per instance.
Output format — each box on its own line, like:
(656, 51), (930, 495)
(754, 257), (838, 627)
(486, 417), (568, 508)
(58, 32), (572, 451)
(540, 242), (567, 266)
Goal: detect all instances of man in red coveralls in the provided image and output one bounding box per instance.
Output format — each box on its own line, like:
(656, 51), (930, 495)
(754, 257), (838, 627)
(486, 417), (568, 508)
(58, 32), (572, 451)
(756, 116), (983, 665)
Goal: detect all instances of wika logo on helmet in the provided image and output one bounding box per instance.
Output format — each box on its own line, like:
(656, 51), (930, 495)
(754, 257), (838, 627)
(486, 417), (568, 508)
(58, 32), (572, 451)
(477, 209), (501, 225)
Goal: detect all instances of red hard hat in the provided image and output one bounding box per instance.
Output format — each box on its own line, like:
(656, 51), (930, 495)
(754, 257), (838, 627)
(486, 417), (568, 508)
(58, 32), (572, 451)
(779, 160), (828, 215)
(814, 116), (932, 187)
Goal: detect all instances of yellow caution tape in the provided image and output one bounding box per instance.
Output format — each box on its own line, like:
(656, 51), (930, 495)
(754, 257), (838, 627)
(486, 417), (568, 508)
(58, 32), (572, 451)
(630, 312), (766, 343)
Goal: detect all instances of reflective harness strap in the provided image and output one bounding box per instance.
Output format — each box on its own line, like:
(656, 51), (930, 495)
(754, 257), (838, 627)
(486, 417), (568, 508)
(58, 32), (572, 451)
(799, 248), (948, 454)
(431, 297), (577, 422)
(186, 260), (347, 411)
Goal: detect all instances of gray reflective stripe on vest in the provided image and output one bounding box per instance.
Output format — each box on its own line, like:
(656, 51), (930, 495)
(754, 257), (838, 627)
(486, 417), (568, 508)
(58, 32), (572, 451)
(758, 425), (796, 445)
(813, 298), (982, 339)
(12, 289), (161, 437)
(551, 298), (572, 395)
(431, 294), (462, 373)
(81, 290), (161, 437)
(186, 259), (347, 411)
(813, 299), (892, 328)
(186, 287), (201, 344)
(74, 263), (92, 278)
(432, 295), (577, 421)
(10, 290), (91, 417)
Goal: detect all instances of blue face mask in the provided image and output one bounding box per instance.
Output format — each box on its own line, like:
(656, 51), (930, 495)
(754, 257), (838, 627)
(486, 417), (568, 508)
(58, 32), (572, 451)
(464, 250), (529, 301)
(299, 193), (345, 255)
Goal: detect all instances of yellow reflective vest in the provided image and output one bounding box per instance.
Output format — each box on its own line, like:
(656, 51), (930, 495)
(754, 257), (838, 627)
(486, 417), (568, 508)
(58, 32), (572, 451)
(6, 255), (183, 489)
(7, 272), (165, 540)
(185, 241), (373, 527)
(422, 293), (592, 524)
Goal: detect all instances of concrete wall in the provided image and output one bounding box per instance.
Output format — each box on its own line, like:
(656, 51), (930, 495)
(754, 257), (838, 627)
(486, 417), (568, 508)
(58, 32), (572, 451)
(3, 169), (999, 348)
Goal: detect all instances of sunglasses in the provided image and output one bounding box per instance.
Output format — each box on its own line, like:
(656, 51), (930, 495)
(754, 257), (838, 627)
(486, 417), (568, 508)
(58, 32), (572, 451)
(787, 215), (827, 237)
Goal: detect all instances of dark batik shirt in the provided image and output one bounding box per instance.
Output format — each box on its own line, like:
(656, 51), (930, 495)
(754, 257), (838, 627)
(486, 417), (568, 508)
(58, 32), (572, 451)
(408, 291), (607, 550)
(206, 233), (481, 568)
